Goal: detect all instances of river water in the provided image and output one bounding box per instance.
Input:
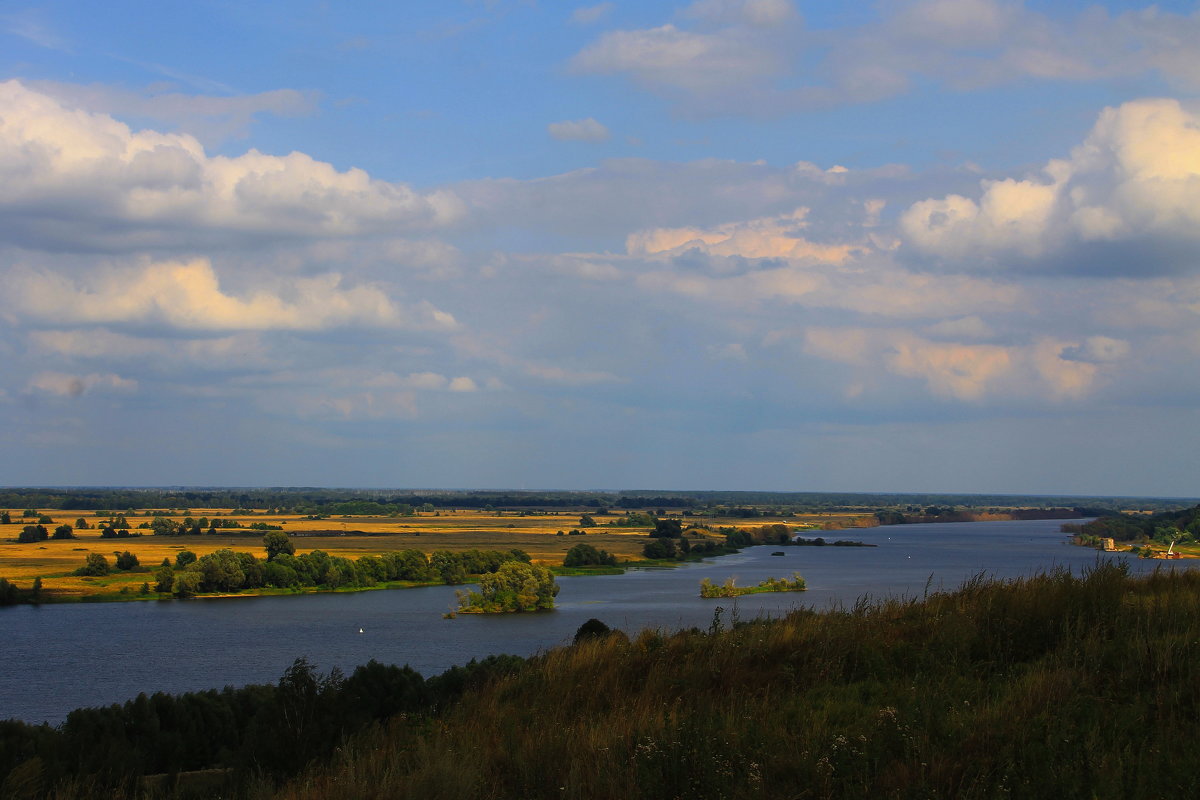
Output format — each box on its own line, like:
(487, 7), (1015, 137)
(1, 519), (1189, 725)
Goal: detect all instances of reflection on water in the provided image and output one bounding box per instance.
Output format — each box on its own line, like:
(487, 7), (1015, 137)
(2, 518), (1190, 724)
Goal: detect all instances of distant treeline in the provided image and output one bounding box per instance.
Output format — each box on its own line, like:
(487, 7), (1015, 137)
(2, 488), (1194, 515)
(0, 542), (535, 605)
(155, 547), (533, 598)
(1063, 504), (1200, 543)
(873, 507), (1098, 525)
(0, 654), (527, 797)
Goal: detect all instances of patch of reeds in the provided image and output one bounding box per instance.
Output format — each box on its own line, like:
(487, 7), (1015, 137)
(699, 573), (806, 598)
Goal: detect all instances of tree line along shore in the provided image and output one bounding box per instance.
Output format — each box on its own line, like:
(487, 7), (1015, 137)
(0, 504), (841, 605)
(2, 497), (1194, 605)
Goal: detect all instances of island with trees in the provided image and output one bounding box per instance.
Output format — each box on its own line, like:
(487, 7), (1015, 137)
(699, 573), (807, 598)
(454, 561), (559, 613)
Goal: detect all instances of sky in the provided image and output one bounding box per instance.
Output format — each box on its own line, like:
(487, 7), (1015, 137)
(2, 0), (1200, 496)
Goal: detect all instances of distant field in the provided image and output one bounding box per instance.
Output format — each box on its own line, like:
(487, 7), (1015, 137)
(0, 508), (844, 600)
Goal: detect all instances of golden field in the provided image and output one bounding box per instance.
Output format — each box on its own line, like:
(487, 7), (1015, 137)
(0, 508), (843, 600)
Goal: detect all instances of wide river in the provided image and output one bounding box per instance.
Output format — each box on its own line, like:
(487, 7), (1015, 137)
(1, 518), (1191, 725)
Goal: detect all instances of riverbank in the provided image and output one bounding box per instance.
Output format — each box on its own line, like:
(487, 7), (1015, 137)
(0, 507), (802, 603)
(0, 545), (756, 605)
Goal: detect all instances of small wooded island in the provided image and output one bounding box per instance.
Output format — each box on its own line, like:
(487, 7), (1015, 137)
(699, 573), (807, 597)
(454, 561), (559, 613)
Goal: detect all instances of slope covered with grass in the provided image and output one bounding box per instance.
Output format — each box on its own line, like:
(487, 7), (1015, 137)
(274, 562), (1199, 800)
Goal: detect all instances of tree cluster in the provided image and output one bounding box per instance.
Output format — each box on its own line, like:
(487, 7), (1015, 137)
(562, 543), (617, 567)
(456, 561), (559, 613)
(0, 653), (527, 795)
(151, 537), (532, 598)
(16, 525), (48, 543)
(1069, 505), (1200, 543)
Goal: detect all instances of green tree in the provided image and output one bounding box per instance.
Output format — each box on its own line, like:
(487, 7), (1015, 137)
(574, 618), (613, 643)
(75, 553), (110, 576)
(173, 570), (202, 598)
(263, 531), (295, 561)
(52, 525), (74, 540)
(459, 561), (559, 612)
(195, 549), (245, 592)
(18, 525), (49, 543)
(651, 518), (683, 538)
(175, 550), (197, 569)
(579, 514), (596, 527)
(643, 538), (677, 559)
(153, 564), (174, 593)
(150, 516), (178, 536)
(0, 511), (10, 524)
(563, 542), (617, 567)
(115, 551), (139, 570)
(430, 551), (467, 585)
(74, 517), (89, 529)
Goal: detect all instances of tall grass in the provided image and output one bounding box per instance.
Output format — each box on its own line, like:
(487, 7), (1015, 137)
(267, 561), (1200, 800)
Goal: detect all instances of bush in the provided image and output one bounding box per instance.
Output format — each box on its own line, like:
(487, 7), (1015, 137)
(17, 525), (48, 543)
(173, 570), (202, 598)
(457, 562), (559, 613)
(651, 518), (683, 538)
(52, 525), (75, 540)
(74, 553), (110, 576)
(643, 538), (677, 559)
(563, 543), (617, 567)
(573, 618), (613, 643)
(115, 551), (139, 570)
(153, 564), (174, 593)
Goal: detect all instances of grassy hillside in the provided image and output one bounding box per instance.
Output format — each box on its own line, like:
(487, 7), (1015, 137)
(13, 561), (1198, 798)
(273, 562), (1199, 800)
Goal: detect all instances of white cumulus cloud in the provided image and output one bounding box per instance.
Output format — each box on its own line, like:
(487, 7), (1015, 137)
(901, 97), (1200, 273)
(5, 258), (458, 333)
(0, 80), (462, 252)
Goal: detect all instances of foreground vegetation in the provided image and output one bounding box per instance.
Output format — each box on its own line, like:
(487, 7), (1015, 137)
(270, 562), (1197, 800)
(5, 562), (1198, 798)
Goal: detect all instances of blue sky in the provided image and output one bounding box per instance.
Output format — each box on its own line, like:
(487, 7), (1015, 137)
(2, 0), (1199, 495)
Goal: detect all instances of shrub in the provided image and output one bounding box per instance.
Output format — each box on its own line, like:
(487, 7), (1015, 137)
(573, 618), (613, 643)
(643, 538), (677, 559)
(74, 553), (110, 576)
(563, 543), (617, 567)
(17, 525), (48, 543)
